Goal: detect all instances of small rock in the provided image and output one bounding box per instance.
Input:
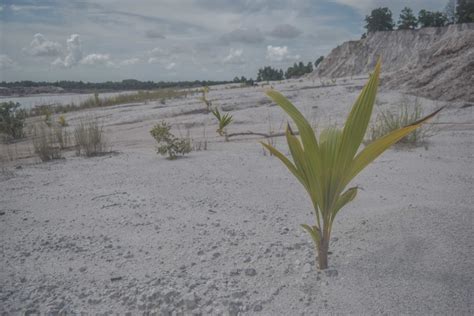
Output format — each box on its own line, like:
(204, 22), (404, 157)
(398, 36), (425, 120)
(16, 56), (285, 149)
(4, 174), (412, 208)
(244, 268), (257, 276)
(324, 269), (338, 277)
(303, 263), (312, 273)
(243, 256), (251, 263)
(79, 266), (87, 273)
(231, 291), (247, 299)
(183, 292), (199, 310)
(88, 297), (101, 305)
(253, 304), (263, 312)
(110, 276), (123, 282)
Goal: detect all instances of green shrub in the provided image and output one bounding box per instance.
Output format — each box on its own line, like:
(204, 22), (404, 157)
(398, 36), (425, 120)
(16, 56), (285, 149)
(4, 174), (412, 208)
(57, 115), (68, 127)
(150, 121), (191, 159)
(369, 98), (433, 146)
(0, 102), (26, 141)
(74, 117), (107, 157)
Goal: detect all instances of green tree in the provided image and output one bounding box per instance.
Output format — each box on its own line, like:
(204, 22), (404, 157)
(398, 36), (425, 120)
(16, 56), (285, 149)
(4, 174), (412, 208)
(257, 66), (284, 82)
(456, 0), (474, 23)
(365, 7), (394, 33)
(444, 0), (457, 24)
(418, 10), (448, 27)
(398, 7), (418, 29)
(314, 56), (324, 68)
(0, 102), (26, 140)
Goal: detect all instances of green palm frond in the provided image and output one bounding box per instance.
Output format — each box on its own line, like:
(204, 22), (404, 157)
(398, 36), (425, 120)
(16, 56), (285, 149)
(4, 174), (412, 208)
(211, 107), (233, 136)
(261, 59), (443, 270)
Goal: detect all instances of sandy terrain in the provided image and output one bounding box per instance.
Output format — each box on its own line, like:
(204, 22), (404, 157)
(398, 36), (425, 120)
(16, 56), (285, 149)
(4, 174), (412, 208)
(1, 77), (473, 314)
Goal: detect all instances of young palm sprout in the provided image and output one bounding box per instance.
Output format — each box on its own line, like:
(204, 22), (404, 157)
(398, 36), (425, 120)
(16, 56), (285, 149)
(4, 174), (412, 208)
(200, 86), (212, 112)
(262, 60), (443, 270)
(211, 107), (233, 137)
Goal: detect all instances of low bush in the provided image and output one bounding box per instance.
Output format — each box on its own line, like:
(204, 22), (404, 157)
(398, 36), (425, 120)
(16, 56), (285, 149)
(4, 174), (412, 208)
(369, 98), (434, 146)
(0, 102), (26, 142)
(32, 123), (62, 162)
(74, 117), (107, 157)
(150, 121), (191, 159)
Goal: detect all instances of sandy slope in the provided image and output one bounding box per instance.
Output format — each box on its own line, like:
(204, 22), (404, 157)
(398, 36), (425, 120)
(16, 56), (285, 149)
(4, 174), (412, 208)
(1, 78), (473, 315)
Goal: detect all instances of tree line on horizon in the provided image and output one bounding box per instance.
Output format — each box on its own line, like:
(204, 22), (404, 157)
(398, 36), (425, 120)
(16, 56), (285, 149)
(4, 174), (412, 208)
(363, 0), (473, 36)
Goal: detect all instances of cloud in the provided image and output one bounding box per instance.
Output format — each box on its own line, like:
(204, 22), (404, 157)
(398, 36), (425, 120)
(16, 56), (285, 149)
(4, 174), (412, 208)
(23, 33), (63, 57)
(145, 29), (166, 39)
(266, 45), (300, 62)
(268, 24), (302, 39)
(9, 4), (51, 11)
(221, 28), (265, 44)
(165, 62), (176, 70)
(0, 54), (15, 70)
(222, 48), (244, 64)
(332, 0), (447, 15)
(119, 58), (141, 66)
(81, 53), (113, 66)
(52, 34), (83, 68)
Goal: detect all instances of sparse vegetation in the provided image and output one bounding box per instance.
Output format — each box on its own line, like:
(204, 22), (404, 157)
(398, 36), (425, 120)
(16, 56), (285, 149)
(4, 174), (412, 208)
(58, 115), (68, 127)
(28, 89), (189, 117)
(0, 102), (26, 142)
(369, 98), (434, 146)
(211, 107), (233, 138)
(150, 121), (191, 159)
(74, 117), (107, 157)
(200, 86), (212, 112)
(261, 60), (442, 270)
(32, 123), (63, 162)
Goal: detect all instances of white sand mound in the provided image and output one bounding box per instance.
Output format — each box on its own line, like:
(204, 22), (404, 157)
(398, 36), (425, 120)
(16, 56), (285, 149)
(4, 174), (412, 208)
(313, 23), (474, 102)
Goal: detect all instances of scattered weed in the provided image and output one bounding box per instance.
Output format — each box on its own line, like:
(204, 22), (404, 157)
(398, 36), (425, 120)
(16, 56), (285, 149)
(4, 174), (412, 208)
(150, 121), (191, 159)
(74, 117), (108, 157)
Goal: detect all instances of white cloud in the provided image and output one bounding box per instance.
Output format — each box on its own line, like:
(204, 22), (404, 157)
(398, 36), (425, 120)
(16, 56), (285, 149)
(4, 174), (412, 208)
(119, 58), (140, 66)
(81, 54), (113, 66)
(23, 33), (62, 57)
(9, 5), (21, 11)
(222, 48), (244, 64)
(165, 62), (176, 70)
(266, 45), (300, 62)
(9, 4), (51, 11)
(0, 54), (15, 70)
(52, 34), (83, 68)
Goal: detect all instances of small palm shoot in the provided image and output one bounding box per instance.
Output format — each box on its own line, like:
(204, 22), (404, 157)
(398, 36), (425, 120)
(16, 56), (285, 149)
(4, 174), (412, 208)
(200, 86), (212, 112)
(211, 107), (233, 138)
(261, 60), (442, 270)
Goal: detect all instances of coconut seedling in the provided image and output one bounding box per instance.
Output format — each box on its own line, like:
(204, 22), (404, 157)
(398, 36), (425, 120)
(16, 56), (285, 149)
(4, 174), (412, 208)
(200, 86), (212, 112)
(261, 60), (442, 270)
(211, 107), (233, 138)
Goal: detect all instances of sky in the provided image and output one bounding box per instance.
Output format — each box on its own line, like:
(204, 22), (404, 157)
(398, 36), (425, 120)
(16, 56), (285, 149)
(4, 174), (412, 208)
(0, 0), (449, 82)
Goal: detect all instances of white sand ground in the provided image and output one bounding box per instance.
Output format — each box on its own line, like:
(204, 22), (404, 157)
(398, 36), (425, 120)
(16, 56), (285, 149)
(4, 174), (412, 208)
(1, 77), (473, 315)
